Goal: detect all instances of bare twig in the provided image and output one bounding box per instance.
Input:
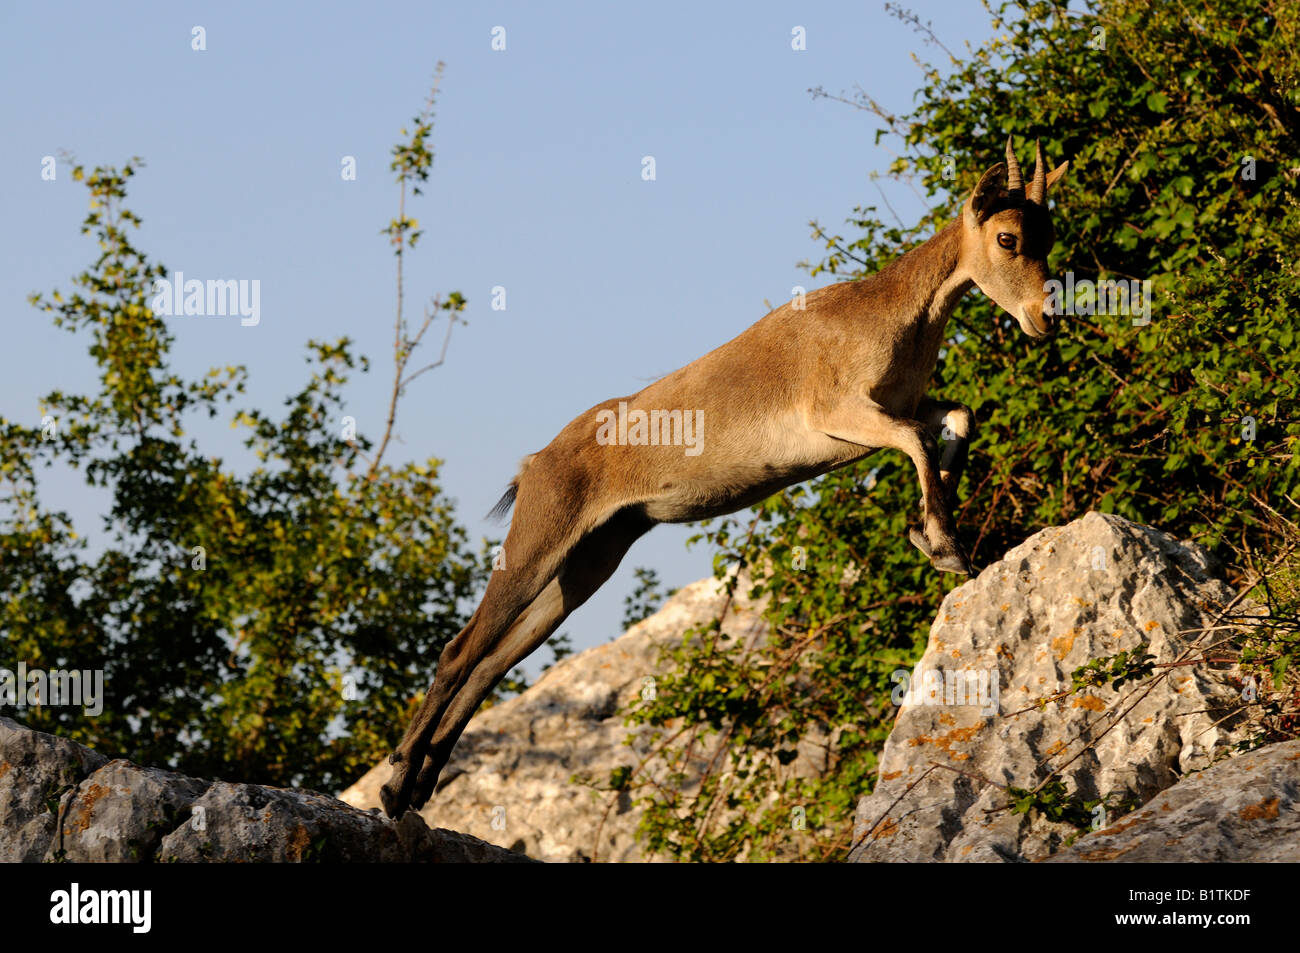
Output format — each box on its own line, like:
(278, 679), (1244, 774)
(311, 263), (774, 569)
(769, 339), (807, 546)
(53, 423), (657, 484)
(851, 764), (940, 852)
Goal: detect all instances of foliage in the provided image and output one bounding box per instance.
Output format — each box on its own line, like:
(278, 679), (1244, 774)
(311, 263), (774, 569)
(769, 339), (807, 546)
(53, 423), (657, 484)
(1007, 780), (1101, 829)
(621, 567), (677, 630)
(624, 0), (1300, 861)
(1233, 518), (1300, 748)
(1071, 644), (1156, 691)
(0, 76), (487, 792)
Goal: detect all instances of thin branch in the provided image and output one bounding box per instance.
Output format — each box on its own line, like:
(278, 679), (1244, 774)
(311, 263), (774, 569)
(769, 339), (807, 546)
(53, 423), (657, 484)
(851, 763), (940, 852)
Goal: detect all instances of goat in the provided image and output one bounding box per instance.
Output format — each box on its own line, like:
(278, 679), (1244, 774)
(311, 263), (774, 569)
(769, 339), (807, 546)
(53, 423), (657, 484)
(380, 137), (1068, 817)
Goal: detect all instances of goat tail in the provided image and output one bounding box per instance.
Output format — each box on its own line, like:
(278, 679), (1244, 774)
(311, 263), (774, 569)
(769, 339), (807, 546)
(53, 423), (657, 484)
(486, 483), (518, 521)
(485, 452), (537, 521)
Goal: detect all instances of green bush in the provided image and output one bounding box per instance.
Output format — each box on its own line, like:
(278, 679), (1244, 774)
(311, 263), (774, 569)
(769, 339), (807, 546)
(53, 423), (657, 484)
(0, 74), (486, 792)
(625, 0), (1300, 861)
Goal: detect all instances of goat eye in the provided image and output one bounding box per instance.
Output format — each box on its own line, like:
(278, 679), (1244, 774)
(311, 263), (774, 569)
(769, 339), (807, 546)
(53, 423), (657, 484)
(996, 232), (1016, 250)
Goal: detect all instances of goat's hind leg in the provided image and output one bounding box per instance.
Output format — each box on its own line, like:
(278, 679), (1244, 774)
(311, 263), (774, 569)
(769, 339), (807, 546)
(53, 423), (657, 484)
(405, 507), (652, 809)
(380, 513), (576, 817)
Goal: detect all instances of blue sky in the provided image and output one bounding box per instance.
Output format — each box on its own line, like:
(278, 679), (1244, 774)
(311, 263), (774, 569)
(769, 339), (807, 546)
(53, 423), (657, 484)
(1, 1), (998, 676)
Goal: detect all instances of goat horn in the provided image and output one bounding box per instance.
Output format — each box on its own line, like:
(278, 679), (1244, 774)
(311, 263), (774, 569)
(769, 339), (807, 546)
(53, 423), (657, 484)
(1005, 135), (1023, 195)
(1028, 139), (1048, 204)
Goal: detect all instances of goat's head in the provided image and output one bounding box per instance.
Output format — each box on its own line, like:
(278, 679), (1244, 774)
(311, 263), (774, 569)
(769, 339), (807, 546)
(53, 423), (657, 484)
(961, 137), (1069, 338)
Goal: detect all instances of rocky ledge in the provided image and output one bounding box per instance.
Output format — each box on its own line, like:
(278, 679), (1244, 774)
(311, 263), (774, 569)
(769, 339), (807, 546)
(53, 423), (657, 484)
(0, 716), (531, 863)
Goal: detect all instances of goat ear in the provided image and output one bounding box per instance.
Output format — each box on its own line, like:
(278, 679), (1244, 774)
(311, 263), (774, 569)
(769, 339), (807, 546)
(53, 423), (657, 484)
(1045, 159), (1069, 193)
(965, 162), (1005, 225)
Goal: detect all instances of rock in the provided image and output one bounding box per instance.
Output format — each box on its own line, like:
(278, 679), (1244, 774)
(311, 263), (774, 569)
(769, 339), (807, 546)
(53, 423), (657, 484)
(850, 512), (1255, 863)
(51, 761), (207, 862)
(341, 575), (773, 862)
(9, 511), (1274, 864)
(0, 717), (530, 863)
(1043, 739), (1300, 862)
(156, 780), (530, 863)
(0, 716), (107, 862)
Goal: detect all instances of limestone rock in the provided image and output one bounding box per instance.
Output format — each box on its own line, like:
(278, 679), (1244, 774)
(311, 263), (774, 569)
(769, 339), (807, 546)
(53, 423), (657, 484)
(51, 760), (207, 862)
(156, 780), (529, 863)
(850, 512), (1253, 863)
(0, 715), (107, 862)
(8, 511), (1275, 865)
(1044, 739), (1300, 862)
(0, 717), (528, 863)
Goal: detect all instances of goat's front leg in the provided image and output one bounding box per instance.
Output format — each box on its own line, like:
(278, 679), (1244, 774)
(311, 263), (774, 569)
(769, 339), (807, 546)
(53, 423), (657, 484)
(812, 399), (972, 575)
(915, 396), (976, 508)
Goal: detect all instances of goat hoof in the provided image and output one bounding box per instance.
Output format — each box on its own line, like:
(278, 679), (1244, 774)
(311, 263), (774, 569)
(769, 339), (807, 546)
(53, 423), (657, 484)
(380, 764), (413, 818)
(412, 769), (438, 810)
(931, 550), (972, 575)
(379, 782), (402, 819)
(908, 526), (933, 557)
